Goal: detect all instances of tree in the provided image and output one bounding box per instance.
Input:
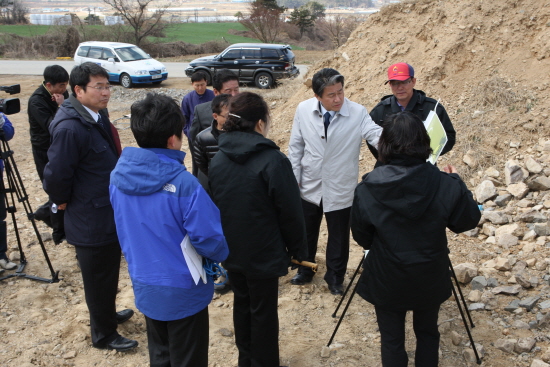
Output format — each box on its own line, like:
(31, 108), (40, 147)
(288, 8), (313, 38)
(303, 1), (325, 20)
(0, 0), (28, 24)
(318, 15), (363, 48)
(238, 0), (285, 44)
(102, 0), (168, 47)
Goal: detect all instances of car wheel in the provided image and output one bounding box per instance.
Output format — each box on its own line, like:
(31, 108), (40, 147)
(120, 73), (133, 88)
(193, 71), (211, 86)
(255, 72), (273, 89)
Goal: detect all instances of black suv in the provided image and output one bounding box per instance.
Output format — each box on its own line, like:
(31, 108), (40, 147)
(185, 43), (299, 89)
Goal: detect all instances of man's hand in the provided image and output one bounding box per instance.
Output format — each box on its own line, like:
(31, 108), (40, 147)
(57, 203), (67, 210)
(52, 93), (65, 106)
(442, 164), (458, 174)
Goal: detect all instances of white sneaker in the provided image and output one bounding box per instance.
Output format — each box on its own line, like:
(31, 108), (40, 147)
(0, 258), (17, 270)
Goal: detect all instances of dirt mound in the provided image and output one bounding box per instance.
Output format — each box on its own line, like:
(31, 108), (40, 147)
(272, 0), (550, 182)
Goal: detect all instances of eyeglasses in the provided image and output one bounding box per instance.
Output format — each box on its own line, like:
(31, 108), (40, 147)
(87, 85), (113, 91)
(389, 78), (412, 87)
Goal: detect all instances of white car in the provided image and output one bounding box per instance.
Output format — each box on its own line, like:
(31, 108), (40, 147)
(74, 41), (168, 88)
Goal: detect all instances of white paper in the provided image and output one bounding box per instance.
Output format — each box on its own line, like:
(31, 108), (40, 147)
(180, 235), (207, 285)
(423, 102), (448, 165)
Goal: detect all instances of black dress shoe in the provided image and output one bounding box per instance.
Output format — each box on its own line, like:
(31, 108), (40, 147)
(115, 309), (134, 324)
(290, 273), (313, 285)
(33, 206), (52, 228)
(94, 335), (138, 352)
(328, 283), (344, 296)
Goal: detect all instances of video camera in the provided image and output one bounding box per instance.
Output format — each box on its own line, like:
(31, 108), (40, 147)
(0, 84), (21, 115)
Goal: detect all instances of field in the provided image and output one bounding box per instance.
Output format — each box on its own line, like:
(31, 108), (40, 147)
(0, 22), (261, 45)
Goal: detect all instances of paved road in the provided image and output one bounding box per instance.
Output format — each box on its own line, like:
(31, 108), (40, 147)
(0, 60), (309, 78)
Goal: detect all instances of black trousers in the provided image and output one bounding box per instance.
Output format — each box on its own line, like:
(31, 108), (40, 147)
(298, 199), (351, 285)
(145, 307), (209, 367)
(374, 306), (441, 367)
(31, 146), (65, 239)
(74, 242), (121, 346)
(228, 271), (280, 367)
(0, 175), (7, 260)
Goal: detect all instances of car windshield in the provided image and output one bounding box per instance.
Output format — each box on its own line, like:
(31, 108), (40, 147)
(114, 46), (151, 62)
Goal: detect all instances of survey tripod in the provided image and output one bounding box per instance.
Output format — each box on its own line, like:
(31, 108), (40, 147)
(327, 251), (482, 365)
(0, 129), (60, 283)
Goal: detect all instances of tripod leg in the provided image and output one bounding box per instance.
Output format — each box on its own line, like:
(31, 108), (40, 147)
(449, 259), (475, 328)
(450, 276), (482, 364)
(332, 253), (365, 318)
(327, 277), (360, 347)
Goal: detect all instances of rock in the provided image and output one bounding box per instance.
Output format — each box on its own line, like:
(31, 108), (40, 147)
(63, 351), (77, 359)
(531, 360), (550, 367)
(219, 328), (233, 337)
(485, 167), (500, 178)
(540, 300), (550, 310)
(320, 346), (331, 358)
(495, 338), (517, 354)
(471, 276), (487, 290)
(487, 278), (499, 287)
(495, 194), (513, 207)
(517, 198), (535, 208)
(505, 160), (525, 185)
(497, 233), (518, 247)
(463, 153), (477, 167)
(495, 257), (512, 271)
(462, 228), (479, 237)
(492, 285), (522, 295)
(520, 296), (541, 311)
(468, 303), (485, 311)
(538, 312), (550, 328)
(467, 290), (482, 302)
(529, 176), (550, 191)
(515, 337), (536, 353)
(482, 223), (496, 236)
(515, 273), (532, 288)
(535, 222), (550, 236)
(454, 263), (478, 284)
(526, 156), (544, 173)
(495, 223), (522, 237)
(484, 210), (509, 224)
(451, 330), (463, 346)
(505, 299), (520, 312)
(508, 182), (529, 199)
(523, 242), (536, 253)
(520, 209), (547, 223)
(524, 229), (538, 241)
(475, 180), (497, 203)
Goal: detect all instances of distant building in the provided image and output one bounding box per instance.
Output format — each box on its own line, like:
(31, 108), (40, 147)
(30, 14), (72, 25)
(104, 15), (124, 25)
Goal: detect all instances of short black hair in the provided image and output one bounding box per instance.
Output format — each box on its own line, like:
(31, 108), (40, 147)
(130, 93), (184, 148)
(211, 93), (230, 115)
(212, 69), (238, 92)
(191, 71), (207, 83)
(69, 62), (109, 96)
(312, 68), (345, 97)
(377, 112), (432, 164)
(44, 65), (69, 85)
(223, 92), (269, 133)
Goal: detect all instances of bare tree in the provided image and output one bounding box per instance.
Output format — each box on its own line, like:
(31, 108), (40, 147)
(102, 0), (168, 47)
(237, 0), (285, 44)
(0, 0), (28, 24)
(318, 15), (362, 48)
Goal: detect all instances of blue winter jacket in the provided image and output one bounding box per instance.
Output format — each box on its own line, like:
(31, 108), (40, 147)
(109, 147), (229, 321)
(0, 113), (15, 173)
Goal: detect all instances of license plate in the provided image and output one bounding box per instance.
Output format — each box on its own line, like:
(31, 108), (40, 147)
(152, 74), (162, 79)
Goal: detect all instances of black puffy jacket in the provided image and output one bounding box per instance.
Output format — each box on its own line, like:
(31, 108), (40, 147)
(368, 89), (456, 159)
(351, 156), (480, 310)
(43, 95), (121, 247)
(193, 120), (223, 190)
(209, 131), (307, 279)
(27, 84), (69, 149)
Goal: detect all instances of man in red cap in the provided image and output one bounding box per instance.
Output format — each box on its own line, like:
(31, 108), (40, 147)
(369, 62), (455, 160)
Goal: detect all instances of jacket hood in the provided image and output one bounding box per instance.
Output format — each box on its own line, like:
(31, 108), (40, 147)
(362, 156), (441, 219)
(218, 131), (279, 164)
(111, 147), (186, 196)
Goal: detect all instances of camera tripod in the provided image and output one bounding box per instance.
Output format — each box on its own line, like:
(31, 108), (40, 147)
(0, 131), (59, 283)
(327, 252), (482, 365)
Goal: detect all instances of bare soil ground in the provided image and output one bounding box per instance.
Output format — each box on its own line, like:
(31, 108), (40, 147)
(2, 0), (550, 365)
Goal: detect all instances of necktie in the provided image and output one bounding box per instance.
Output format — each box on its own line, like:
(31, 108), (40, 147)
(97, 114), (105, 129)
(323, 111), (331, 139)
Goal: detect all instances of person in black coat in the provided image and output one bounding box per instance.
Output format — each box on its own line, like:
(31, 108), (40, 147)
(351, 112), (480, 367)
(209, 92), (307, 367)
(43, 63), (137, 352)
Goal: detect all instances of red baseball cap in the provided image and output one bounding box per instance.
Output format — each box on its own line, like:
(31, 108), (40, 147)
(385, 63), (415, 84)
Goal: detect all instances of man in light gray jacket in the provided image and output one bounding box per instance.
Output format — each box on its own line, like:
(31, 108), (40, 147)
(288, 68), (382, 295)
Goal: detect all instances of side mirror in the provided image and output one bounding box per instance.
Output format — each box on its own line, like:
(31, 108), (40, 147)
(108, 57), (116, 63)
